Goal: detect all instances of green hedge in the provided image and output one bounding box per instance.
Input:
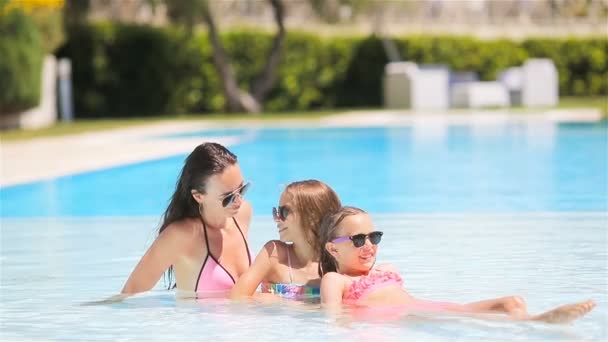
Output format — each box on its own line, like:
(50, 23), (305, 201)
(56, 24), (204, 117)
(522, 38), (608, 96)
(57, 23), (608, 118)
(0, 9), (43, 115)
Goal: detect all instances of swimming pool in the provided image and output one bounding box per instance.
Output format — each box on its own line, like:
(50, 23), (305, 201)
(2, 121), (606, 217)
(1, 120), (606, 340)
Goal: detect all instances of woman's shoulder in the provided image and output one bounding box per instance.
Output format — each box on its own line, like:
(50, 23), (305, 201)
(160, 218), (199, 242)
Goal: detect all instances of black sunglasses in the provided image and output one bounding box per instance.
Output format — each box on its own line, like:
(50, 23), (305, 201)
(221, 182), (250, 207)
(331, 231), (384, 248)
(272, 205), (291, 221)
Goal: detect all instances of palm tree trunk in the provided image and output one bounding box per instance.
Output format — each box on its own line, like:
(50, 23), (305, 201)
(201, 0), (259, 113)
(201, 0), (286, 113)
(252, 0), (286, 103)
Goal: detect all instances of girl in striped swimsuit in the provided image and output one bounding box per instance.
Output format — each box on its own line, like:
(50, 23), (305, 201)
(230, 180), (341, 301)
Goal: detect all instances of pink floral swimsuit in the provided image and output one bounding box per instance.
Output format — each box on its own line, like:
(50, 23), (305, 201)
(342, 269), (457, 311)
(343, 269), (404, 304)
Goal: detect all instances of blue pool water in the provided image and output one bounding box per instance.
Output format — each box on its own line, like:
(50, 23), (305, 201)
(1, 120), (607, 341)
(1, 121), (606, 217)
(1, 214), (606, 341)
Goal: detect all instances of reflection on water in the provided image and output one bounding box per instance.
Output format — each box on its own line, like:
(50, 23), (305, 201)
(1, 121), (606, 217)
(1, 214), (606, 341)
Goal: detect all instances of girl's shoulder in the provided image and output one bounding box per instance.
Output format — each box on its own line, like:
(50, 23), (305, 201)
(261, 240), (290, 263)
(259, 241), (295, 283)
(321, 271), (351, 287)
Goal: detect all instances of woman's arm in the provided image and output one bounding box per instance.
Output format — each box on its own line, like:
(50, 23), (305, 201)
(320, 272), (346, 306)
(121, 224), (190, 295)
(229, 241), (278, 299)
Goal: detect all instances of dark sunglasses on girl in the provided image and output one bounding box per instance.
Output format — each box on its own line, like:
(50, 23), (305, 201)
(272, 205), (291, 221)
(222, 182), (250, 207)
(331, 231), (384, 248)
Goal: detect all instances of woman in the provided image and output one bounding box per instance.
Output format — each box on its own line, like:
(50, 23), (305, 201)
(230, 180), (341, 300)
(121, 142), (253, 298)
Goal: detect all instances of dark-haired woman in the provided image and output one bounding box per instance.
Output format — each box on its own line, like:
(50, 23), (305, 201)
(121, 142), (253, 298)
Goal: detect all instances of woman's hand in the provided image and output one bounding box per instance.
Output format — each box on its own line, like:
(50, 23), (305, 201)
(80, 293), (129, 306)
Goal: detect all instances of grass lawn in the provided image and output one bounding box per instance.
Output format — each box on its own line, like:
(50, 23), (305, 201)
(557, 96), (607, 114)
(1, 97), (605, 142)
(0, 111), (336, 142)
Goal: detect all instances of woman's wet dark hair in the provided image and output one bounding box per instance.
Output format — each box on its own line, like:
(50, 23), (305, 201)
(159, 142), (237, 288)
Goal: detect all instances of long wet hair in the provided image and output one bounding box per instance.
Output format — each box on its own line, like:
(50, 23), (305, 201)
(159, 142), (237, 288)
(318, 206), (366, 276)
(283, 180), (341, 258)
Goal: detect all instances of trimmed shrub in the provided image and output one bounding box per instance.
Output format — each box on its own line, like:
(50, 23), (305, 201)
(57, 24), (206, 117)
(522, 38), (608, 96)
(57, 23), (608, 117)
(0, 9), (43, 115)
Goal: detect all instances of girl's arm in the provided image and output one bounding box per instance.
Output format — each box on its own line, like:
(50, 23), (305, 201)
(229, 241), (278, 299)
(121, 224), (190, 295)
(320, 272), (347, 306)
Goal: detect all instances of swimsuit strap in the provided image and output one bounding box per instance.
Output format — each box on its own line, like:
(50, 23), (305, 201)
(286, 246), (294, 284)
(232, 217), (252, 265)
(202, 216), (249, 264)
(194, 217), (248, 292)
(194, 216), (212, 292)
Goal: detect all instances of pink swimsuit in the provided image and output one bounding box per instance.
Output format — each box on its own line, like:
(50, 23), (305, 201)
(343, 269), (404, 304)
(194, 217), (252, 294)
(343, 269), (457, 311)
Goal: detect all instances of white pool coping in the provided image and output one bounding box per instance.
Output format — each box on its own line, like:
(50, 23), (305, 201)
(1, 108), (603, 187)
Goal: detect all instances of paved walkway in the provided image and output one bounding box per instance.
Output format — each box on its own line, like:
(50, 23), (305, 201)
(1, 109), (602, 187)
(1, 122), (220, 186)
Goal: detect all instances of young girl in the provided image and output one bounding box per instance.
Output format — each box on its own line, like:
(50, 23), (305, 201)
(230, 180), (341, 300)
(318, 206), (596, 323)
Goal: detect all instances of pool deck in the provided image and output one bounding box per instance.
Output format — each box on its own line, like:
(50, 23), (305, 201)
(0, 109), (603, 187)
